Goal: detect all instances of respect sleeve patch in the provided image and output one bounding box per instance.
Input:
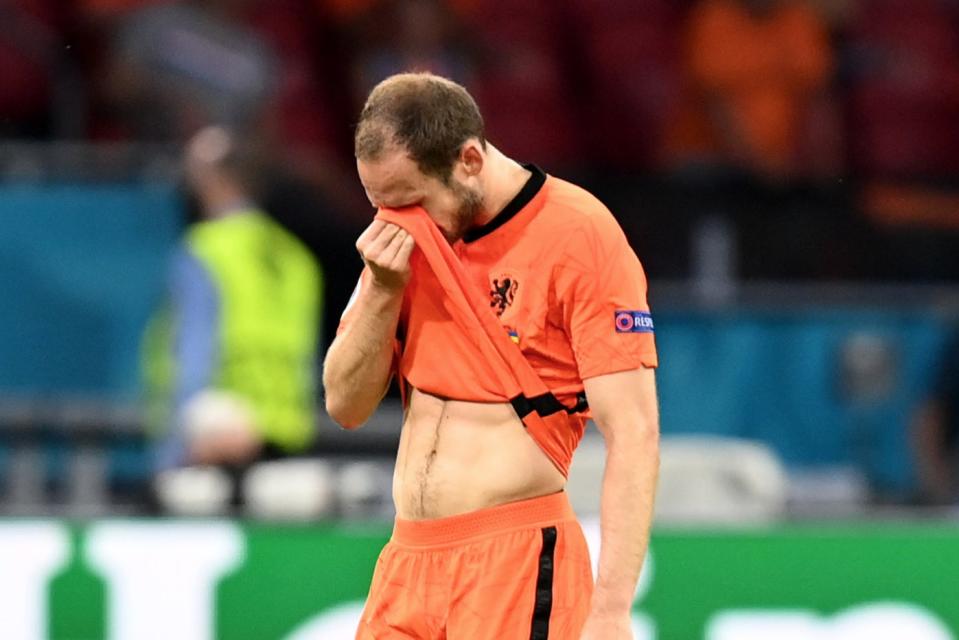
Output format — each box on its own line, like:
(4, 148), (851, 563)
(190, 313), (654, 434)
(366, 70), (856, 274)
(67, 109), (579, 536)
(614, 310), (655, 333)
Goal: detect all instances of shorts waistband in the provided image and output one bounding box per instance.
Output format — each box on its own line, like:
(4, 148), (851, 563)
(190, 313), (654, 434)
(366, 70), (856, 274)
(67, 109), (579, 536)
(391, 491), (575, 548)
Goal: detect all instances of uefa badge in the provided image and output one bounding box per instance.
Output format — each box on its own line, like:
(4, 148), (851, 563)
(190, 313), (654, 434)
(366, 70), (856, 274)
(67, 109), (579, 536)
(615, 310), (655, 333)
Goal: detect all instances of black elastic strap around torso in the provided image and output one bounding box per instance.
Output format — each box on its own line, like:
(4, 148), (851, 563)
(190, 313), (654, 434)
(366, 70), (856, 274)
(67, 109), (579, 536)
(510, 391), (589, 420)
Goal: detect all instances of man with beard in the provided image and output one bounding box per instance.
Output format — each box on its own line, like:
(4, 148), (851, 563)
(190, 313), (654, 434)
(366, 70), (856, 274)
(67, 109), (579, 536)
(323, 73), (659, 640)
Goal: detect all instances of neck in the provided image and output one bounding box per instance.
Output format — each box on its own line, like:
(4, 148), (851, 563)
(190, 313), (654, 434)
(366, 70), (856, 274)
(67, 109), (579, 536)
(474, 145), (531, 227)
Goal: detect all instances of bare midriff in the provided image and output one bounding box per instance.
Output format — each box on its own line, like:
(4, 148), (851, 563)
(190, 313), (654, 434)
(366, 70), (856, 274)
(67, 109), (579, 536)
(392, 387), (566, 520)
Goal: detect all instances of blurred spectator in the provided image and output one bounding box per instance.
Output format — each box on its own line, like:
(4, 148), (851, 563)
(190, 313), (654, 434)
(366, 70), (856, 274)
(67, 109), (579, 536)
(143, 127), (322, 473)
(912, 334), (959, 505)
(667, 0), (837, 182)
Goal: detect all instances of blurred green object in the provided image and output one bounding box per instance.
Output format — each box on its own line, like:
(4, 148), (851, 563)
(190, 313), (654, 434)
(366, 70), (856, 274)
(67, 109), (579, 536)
(185, 211), (321, 452)
(6, 520), (953, 639)
(143, 209), (323, 455)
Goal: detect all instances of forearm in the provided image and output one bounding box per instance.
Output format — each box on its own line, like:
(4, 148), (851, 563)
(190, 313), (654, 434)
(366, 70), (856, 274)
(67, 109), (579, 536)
(322, 283), (403, 428)
(592, 426), (659, 614)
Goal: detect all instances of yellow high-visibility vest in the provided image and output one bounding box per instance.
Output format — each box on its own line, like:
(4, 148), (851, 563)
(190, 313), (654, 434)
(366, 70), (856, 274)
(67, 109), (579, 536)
(145, 210), (322, 452)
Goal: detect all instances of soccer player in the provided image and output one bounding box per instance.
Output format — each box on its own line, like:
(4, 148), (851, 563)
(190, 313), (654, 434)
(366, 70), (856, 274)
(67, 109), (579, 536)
(323, 73), (659, 640)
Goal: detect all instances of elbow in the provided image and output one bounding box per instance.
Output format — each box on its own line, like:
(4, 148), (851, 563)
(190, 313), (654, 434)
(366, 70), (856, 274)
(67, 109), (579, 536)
(321, 356), (386, 430)
(631, 421), (659, 455)
(599, 415), (660, 457)
(324, 393), (369, 430)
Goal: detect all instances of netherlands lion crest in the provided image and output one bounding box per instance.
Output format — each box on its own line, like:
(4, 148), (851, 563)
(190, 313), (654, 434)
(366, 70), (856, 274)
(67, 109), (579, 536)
(490, 275), (519, 316)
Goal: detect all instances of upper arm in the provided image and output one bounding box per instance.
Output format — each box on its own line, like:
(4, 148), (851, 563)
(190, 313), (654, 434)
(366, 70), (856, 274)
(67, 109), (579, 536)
(584, 368), (659, 441)
(557, 212), (658, 381)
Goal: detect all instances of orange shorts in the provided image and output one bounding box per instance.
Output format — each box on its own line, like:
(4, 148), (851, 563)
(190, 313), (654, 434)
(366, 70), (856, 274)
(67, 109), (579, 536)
(355, 491), (593, 639)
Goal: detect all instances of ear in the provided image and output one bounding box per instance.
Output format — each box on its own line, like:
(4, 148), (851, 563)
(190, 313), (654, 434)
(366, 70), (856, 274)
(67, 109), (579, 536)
(459, 139), (484, 177)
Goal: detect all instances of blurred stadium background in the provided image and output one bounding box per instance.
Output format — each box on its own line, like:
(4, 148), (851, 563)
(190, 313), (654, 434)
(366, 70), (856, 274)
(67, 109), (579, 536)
(2, 0), (959, 638)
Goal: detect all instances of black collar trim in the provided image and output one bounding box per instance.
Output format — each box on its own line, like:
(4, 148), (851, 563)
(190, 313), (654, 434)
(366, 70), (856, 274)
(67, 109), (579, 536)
(463, 163), (546, 244)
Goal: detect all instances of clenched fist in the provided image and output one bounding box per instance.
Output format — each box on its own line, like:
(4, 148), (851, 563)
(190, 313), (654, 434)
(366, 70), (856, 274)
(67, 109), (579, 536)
(356, 220), (416, 291)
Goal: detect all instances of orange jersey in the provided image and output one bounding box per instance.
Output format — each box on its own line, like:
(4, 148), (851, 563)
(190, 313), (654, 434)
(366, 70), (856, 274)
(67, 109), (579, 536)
(339, 165), (657, 468)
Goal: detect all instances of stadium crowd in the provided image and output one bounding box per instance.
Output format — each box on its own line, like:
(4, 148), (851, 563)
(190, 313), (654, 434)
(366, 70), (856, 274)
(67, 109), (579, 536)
(3, 0), (959, 299)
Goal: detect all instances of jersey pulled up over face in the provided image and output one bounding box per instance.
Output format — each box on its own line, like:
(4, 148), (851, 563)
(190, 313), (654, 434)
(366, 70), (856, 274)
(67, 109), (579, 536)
(338, 165), (657, 468)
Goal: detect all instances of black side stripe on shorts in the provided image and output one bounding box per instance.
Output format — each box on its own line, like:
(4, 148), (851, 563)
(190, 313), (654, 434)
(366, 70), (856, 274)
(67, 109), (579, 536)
(530, 526), (558, 640)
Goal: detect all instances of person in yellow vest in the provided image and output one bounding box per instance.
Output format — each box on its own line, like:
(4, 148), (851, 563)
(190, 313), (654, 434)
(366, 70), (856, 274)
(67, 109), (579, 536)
(145, 127), (322, 472)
